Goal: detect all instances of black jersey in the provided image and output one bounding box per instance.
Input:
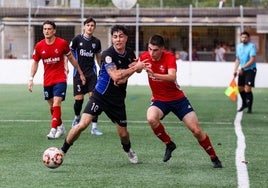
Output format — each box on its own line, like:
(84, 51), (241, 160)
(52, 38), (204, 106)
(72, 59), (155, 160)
(95, 46), (136, 100)
(70, 34), (101, 77)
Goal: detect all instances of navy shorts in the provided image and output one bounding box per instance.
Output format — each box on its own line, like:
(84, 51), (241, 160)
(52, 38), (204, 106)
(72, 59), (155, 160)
(151, 97), (194, 121)
(43, 82), (67, 101)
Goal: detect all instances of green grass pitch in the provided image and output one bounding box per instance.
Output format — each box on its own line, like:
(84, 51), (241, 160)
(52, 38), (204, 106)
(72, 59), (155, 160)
(0, 85), (267, 188)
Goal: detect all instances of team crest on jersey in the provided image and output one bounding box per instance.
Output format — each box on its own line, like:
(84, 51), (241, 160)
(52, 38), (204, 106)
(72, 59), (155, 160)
(92, 43), (96, 49)
(159, 65), (165, 72)
(79, 42), (83, 46)
(55, 49), (59, 54)
(105, 56), (112, 63)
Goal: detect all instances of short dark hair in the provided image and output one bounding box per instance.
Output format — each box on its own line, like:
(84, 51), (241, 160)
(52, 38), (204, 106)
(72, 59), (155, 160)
(110, 25), (129, 36)
(241, 31), (250, 37)
(43, 20), (56, 29)
(84, 17), (96, 26)
(148, 34), (165, 48)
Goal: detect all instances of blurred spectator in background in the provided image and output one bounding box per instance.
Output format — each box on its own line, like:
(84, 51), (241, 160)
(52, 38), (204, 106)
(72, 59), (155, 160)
(179, 47), (188, 61)
(192, 48), (199, 61)
(212, 43), (226, 62)
(219, 0), (226, 9)
(171, 48), (183, 62)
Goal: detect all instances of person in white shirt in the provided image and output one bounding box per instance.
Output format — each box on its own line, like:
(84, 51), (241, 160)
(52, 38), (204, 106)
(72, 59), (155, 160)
(179, 48), (188, 61)
(213, 43), (226, 62)
(219, 0), (226, 9)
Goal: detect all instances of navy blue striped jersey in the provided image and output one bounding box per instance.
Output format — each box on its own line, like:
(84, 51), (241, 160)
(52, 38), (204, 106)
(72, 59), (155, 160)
(70, 34), (101, 77)
(95, 46), (136, 99)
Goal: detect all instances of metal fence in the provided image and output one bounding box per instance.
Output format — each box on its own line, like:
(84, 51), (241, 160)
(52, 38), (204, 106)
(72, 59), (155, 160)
(0, 0), (267, 8)
(0, 1), (267, 61)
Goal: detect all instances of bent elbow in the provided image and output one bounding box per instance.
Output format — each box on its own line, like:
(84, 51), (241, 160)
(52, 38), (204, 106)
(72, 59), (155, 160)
(170, 75), (177, 82)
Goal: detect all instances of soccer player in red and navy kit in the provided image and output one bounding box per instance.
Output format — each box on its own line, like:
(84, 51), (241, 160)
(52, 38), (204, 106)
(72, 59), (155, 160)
(28, 20), (86, 139)
(139, 34), (222, 168)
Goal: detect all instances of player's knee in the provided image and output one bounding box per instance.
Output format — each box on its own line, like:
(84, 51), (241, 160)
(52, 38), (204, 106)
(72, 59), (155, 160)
(191, 128), (203, 138)
(77, 118), (91, 131)
(147, 116), (158, 127)
(77, 123), (88, 131)
(119, 132), (129, 141)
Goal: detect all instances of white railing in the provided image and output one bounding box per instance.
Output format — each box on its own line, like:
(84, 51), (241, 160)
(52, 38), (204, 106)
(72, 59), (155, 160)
(1, 59), (267, 87)
(0, 0), (65, 7)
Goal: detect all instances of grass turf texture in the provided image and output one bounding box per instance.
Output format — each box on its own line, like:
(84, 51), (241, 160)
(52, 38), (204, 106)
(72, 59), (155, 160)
(0, 85), (267, 188)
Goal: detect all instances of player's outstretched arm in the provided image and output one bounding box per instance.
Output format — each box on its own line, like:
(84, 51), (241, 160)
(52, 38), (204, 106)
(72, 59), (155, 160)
(106, 58), (146, 86)
(28, 61), (39, 92)
(114, 59), (146, 85)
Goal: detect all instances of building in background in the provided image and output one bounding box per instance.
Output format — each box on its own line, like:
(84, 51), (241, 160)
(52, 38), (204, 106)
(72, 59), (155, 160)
(0, 0), (267, 62)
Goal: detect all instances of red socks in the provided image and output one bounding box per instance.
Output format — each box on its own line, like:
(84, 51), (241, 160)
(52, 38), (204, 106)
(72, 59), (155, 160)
(51, 106), (62, 129)
(152, 123), (171, 144)
(198, 135), (217, 160)
(153, 123), (218, 160)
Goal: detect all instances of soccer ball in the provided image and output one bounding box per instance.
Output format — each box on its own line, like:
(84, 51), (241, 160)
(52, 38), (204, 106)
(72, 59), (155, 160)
(42, 147), (64, 169)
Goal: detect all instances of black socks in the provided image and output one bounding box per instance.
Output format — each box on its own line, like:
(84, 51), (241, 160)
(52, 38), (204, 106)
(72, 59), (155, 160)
(61, 139), (73, 154)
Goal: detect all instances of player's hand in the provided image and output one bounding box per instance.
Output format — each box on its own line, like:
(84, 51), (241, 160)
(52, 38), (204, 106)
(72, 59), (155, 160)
(145, 68), (154, 78)
(144, 63), (155, 78)
(128, 59), (138, 67)
(144, 63), (152, 72)
(134, 58), (148, 72)
(234, 67), (244, 77)
(238, 68), (244, 75)
(28, 80), (34, 92)
(80, 74), (86, 85)
(234, 68), (244, 78)
(147, 70), (155, 79)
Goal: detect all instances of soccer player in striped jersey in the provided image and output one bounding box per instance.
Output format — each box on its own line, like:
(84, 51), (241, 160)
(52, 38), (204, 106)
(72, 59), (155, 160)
(69, 17), (103, 135)
(61, 25), (146, 164)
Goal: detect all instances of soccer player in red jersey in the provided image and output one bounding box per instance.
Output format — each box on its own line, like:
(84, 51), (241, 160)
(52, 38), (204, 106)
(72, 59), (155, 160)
(28, 20), (86, 139)
(139, 34), (222, 168)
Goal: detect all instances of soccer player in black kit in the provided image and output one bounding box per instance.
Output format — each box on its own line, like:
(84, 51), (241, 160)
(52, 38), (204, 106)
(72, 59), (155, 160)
(70, 17), (103, 135)
(60, 25), (146, 163)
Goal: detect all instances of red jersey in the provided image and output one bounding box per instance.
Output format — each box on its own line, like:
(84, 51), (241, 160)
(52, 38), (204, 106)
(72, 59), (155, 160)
(32, 37), (70, 86)
(140, 50), (185, 102)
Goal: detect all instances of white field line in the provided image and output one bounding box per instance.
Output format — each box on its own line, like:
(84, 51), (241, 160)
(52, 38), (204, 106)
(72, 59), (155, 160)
(0, 99), (249, 187)
(234, 96), (249, 188)
(0, 119), (231, 125)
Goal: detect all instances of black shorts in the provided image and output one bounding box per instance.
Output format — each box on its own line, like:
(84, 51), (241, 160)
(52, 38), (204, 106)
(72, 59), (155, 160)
(83, 91), (127, 127)
(238, 68), (257, 87)
(151, 97), (194, 121)
(73, 72), (97, 96)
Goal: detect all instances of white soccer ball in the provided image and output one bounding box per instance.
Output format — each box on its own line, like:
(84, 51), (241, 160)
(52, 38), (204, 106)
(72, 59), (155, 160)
(42, 147), (64, 169)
